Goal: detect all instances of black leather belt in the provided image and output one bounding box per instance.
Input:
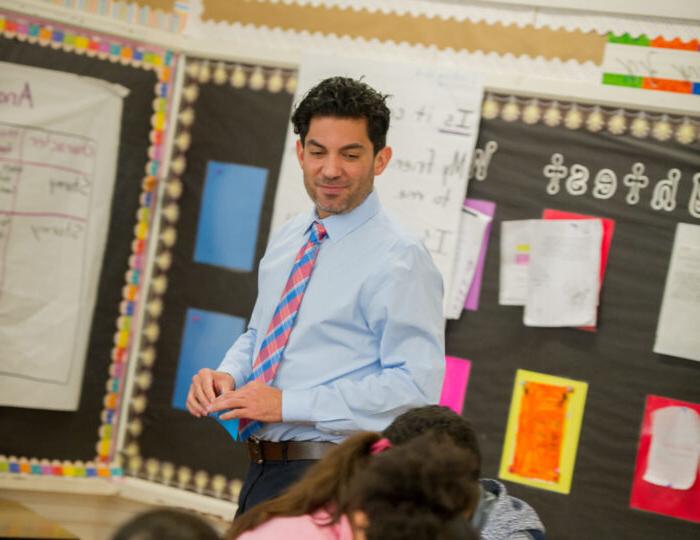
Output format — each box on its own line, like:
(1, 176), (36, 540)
(247, 437), (335, 464)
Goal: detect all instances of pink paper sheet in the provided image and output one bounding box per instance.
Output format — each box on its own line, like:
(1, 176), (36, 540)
(439, 356), (472, 414)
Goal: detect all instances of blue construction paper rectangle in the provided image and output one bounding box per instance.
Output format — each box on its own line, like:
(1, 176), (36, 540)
(171, 307), (246, 412)
(213, 412), (241, 441)
(194, 161), (268, 272)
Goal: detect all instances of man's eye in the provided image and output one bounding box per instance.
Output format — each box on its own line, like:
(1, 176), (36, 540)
(310, 151), (324, 156)
(345, 154), (359, 160)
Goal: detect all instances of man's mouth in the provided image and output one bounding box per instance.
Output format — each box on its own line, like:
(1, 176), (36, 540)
(318, 184), (347, 194)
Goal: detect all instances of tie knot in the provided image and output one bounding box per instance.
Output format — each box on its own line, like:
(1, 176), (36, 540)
(310, 221), (328, 244)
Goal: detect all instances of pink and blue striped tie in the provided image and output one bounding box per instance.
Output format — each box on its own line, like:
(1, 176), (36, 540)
(238, 221), (328, 440)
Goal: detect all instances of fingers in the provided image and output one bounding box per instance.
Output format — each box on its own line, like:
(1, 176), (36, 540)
(186, 386), (207, 417)
(192, 376), (212, 411)
(208, 391), (244, 413)
(186, 368), (220, 417)
(219, 408), (248, 421)
(200, 369), (217, 403)
(213, 372), (234, 395)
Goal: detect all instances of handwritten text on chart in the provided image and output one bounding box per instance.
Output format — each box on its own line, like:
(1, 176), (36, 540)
(0, 122), (96, 291)
(0, 82), (34, 109)
(389, 139), (498, 257)
(602, 43), (700, 82)
(392, 105), (476, 137)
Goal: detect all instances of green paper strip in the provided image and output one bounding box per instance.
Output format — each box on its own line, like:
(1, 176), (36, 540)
(607, 33), (650, 47)
(602, 73), (644, 88)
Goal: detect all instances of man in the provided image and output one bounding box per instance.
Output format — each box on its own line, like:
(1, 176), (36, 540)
(383, 406), (546, 540)
(186, 77), (445, 514)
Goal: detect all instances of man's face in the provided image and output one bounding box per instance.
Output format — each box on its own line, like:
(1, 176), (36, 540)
(296, 116), (392, 218)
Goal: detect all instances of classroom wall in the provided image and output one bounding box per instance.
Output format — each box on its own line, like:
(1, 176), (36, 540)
(1, 1), (699, 539)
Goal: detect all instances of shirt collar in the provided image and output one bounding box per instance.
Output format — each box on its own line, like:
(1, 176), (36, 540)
(304, 190), (381, 242)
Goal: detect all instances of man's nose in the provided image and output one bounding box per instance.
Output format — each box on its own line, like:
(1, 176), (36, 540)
(322, 155), (342, 179)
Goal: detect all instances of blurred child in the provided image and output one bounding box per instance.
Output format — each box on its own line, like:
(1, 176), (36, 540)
(113, 508), (220, 540)
(228, 432), (480, 540)
(383, 405), (545, 540)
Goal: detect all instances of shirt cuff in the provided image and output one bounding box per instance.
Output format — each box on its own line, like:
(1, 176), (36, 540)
(217, 365), (246, 391)
(282, 389), (313, 423)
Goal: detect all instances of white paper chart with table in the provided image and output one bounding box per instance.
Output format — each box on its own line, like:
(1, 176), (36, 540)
(0, 62), (125, 410)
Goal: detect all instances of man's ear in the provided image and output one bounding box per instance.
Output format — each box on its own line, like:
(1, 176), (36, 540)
(373, 146), (392, 176)
(296, 139), (304, 167)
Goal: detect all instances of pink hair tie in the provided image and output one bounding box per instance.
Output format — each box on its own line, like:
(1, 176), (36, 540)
(370, 437), (392, 455)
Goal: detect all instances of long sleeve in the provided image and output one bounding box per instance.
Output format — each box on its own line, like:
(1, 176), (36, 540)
(217, 298), (263, 390)
(282, 241), (445, 434)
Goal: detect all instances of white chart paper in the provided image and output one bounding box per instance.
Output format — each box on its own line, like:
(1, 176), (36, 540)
(644, 406), (700, 490)
(0, 62), (125, 410)
(270, 52), (484, 316)
(524, 220), (602, 327)
(445, 207), (491, 319)
(654, 223), (700, 362)
(499, 220), (534, 306)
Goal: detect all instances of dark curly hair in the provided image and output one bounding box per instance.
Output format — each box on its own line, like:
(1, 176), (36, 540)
(383, 405), (481, 479)
(227, 432), (479, 540)
(290, 76), (391, 154)
(348, 433), (479, 540)
(113, 509), (219, 540)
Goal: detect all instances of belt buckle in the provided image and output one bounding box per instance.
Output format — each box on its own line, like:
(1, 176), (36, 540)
(249, 436), (264, 465)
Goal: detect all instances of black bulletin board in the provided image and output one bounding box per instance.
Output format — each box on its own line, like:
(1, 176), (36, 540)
(454, 99), (700, 539)
(0, 22), (158, 462)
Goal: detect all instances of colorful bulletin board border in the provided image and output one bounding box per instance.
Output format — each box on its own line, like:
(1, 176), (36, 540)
(0, 455), (123, 479)
(0, 10), (176, 479)
(499, 369), (588, 494)
(630, 395), (700, 523)
(119, 58), (296, 501)
(603, 33), (700, 96)
(42, 0), (188, 33)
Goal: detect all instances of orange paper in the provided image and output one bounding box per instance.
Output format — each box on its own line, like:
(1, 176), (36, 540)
(510, 381), (569, 482)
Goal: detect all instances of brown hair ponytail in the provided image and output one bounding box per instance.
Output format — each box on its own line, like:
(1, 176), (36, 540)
(227, 432), (381, 539)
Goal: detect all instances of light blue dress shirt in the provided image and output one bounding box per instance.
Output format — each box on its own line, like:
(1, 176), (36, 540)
(218, 190), (445, 443)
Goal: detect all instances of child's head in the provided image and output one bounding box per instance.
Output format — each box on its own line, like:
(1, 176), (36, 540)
(345, 433), (480, 540)
(113, 508), (220, 540)
(383, 405), (481, 479)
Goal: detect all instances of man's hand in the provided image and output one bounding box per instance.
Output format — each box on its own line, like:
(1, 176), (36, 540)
(207, 380), (282, 423)
(186, 368), (234, 418)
